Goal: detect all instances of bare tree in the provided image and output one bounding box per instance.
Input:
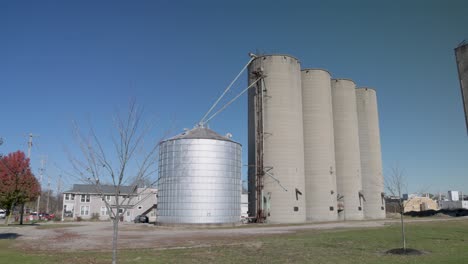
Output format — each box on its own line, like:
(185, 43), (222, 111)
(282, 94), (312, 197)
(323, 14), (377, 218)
(68, 101), (160, 264)
(385, 166), (408, 251)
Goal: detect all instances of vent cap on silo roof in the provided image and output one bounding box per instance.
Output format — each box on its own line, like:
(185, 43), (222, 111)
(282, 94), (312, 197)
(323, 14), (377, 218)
(162, 126), (240, 144)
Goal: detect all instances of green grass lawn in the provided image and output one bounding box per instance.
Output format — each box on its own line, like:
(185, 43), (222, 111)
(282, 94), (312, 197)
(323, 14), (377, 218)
(1, 220), (467, 264)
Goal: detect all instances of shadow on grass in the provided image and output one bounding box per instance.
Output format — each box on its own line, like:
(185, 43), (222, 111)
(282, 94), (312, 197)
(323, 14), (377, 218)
(4, 223), (40, 227)
(386, 248), (425, 255)
(0, 233), (21, 239)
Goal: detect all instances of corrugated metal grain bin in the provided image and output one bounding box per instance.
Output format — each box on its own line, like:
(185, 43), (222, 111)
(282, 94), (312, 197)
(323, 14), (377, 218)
(157, 127), (241, 224)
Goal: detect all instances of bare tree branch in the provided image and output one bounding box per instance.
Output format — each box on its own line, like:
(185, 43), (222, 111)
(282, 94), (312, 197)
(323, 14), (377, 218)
(67, 101), (162, 264)
(385, 165), (408, 251)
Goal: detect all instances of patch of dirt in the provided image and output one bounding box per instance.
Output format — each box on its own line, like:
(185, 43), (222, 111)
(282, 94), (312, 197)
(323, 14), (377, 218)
(54, 229), (82, 242)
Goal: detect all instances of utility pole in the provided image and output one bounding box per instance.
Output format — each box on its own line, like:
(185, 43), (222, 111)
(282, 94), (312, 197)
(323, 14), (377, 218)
(27, 134), (32, 159)
(0, 137), (4, 158)
(46, 174), (51, 214)
(57, 175), (65, 221)
(35, 156), (46, 220)
(19, 133), (38, 225)
(26, 133), (40, 159)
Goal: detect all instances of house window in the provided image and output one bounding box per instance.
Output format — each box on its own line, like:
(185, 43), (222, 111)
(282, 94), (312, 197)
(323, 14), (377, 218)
(102, 195), (112, 202)
(80, 205), (90, 216)
(81, 194), (90, 202)
(126, 211), (130, 216)
(65, 194), (75, 200)
(100, 206), (108, 216)
(118, 208), (124, 215)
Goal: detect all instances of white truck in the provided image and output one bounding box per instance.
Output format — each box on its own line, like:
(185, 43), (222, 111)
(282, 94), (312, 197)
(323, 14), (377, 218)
(0, 209), (6, 219)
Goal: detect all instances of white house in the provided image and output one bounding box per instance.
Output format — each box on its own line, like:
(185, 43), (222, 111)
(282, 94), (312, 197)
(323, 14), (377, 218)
(241, 193), (248, 218)
(448, 191), (460, 201)
(62, 184), (157, 222)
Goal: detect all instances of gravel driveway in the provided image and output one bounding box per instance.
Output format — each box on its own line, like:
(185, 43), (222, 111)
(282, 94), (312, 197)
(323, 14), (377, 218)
(0, 217), (463, 252)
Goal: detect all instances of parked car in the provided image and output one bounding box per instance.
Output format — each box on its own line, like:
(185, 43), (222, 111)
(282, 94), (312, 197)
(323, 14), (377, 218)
(134, 215), (149, 223)
(39, 213), (55, 221)
(0, 210), (6, 219)
(29, 212), (38, 221)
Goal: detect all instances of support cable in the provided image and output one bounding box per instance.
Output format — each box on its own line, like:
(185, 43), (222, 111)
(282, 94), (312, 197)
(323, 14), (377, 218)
(199, 57), (255, 125)
(203, 77), (262, 125)
(264, 170), (288, 192)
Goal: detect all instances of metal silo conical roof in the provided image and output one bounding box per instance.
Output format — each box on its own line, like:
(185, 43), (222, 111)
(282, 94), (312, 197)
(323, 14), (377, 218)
(162, 126), (239, 143)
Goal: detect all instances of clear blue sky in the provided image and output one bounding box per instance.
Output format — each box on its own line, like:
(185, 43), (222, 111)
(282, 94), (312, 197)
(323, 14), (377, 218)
(1, 0), (467, 195)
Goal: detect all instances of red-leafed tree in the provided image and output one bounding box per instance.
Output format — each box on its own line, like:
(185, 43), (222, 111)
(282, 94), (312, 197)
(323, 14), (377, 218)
(0, 151), (41, 224)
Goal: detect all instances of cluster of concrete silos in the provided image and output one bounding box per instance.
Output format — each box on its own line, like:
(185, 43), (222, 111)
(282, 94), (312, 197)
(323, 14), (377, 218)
(248, 55), (385, 223)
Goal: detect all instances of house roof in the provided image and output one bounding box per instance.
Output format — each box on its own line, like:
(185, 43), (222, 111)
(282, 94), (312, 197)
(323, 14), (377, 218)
(64, 184), (137, 195)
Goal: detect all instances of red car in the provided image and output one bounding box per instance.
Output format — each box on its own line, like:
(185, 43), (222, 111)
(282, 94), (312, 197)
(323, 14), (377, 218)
(38, 213), (55, 221)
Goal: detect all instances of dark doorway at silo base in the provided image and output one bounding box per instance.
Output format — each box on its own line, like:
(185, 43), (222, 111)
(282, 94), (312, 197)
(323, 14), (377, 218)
(385, 248), (425, 255)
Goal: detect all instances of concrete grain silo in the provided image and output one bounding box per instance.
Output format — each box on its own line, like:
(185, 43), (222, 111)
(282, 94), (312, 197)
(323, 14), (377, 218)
(157, 127), (241, 224)
(356, 88), (386, 219)
(248, 55), (306, 223)
(455, 42), (468, 133)
(331, 79), (364, 221)
(301, 69), (338, 222)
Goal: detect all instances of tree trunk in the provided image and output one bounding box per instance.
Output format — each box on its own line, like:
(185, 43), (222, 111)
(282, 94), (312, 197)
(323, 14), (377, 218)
(6, 203), (15, 226)
(19, 204), (24, 225)
(400, 210), (406, 251)
(112, 216), (119, 264)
